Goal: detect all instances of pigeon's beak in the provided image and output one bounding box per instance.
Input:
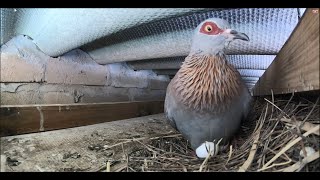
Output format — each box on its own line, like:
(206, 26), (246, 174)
(227, 29), (250, 41)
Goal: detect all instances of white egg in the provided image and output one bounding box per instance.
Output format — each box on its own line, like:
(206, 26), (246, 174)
(1, 155), (6, 172)
(195, 141), (215, 158)
(299, 146), (316, 158)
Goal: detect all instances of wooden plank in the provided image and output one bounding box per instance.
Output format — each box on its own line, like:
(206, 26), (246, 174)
(0, 101), (164, 137)
(253, 9), (319, 96)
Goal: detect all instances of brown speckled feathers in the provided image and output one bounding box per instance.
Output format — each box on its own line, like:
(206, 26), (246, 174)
(171, 53), (245, 113)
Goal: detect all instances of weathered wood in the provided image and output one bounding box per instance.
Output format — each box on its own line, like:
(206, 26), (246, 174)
(253, 9), (319, 96)
(0, 101), (164, 137)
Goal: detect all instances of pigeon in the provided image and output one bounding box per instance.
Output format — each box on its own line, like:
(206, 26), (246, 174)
(164, 18), (252, 158)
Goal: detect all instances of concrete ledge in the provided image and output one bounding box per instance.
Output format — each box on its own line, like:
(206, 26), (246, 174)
(1, 36), (169, 88)
(148, 77), (170, 90)
(1, 36), (47, 82)
(46, 49), (108, 85)
(1, 36), (169, 105)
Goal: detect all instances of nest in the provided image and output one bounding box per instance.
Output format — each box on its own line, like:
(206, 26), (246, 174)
(99, 92), (319, 172)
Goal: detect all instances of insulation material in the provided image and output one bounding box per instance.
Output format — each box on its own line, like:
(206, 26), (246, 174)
(11, 8), (209, 56)
(237, 69), (265, 77)
(2, 8), (303, 61)
(0, 8), (16, 45)
(127, 55), (276, 70)
(225, 55), (275, 69)
(242, 77), (260, 81)
(153, 69), (265, 78)
(0, 8), (306, 90)
(87, 8), (303, 64)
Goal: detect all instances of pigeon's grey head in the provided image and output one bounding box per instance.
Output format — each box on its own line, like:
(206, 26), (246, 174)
(190, 18), (249, 56)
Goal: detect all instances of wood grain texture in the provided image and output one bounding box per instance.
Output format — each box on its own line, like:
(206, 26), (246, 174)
(0, 101), (164, 137)
(253, 9), (319, 96)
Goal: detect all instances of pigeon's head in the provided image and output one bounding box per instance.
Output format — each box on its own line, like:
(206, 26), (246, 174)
(190, 18), (249, 56)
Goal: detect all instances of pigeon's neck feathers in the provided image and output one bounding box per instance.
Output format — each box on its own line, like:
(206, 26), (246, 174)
(173, 53), (243, 113)
(190, 33), (227, 56)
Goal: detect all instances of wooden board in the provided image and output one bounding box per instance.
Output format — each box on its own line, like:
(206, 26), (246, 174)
(253, 9), (319, 96)
(0, 101), (164, 137)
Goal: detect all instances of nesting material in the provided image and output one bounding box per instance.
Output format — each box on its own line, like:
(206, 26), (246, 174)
(101, 92), (319, 172)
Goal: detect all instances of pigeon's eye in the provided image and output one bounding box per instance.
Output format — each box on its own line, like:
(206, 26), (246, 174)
(200, 22), (223, 35)
(205, 25), (212, 32)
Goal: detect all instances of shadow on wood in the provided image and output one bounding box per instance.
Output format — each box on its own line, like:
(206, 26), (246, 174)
(0, 101), (164, 137)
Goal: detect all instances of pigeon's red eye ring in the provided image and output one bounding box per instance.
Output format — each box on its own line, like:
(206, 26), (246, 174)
(200, 22), (223, 35)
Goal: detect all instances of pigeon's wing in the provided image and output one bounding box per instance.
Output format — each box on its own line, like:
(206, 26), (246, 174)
(240, 84), (252, 122)
(164, 99), (178, 130)
(164, 79), (178, 130)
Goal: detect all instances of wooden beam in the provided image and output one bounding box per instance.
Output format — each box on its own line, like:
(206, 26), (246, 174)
(0, 101), (164, 137)
(253, 9), (319, 96)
